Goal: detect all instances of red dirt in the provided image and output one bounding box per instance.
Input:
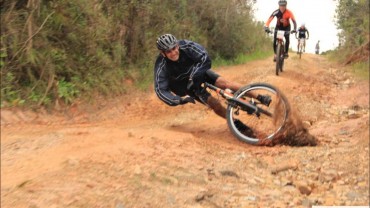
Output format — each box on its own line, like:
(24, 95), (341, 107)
(1, 54), (369, 207)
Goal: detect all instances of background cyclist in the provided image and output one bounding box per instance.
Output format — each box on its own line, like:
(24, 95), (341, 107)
(296, 23), (310, 53)
(264, 0), (297, 62)
(315, 40), (320, 54)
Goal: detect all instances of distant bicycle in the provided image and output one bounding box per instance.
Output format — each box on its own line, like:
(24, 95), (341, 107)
(266, 29), (296, 76)
(296, 35), (308, 59)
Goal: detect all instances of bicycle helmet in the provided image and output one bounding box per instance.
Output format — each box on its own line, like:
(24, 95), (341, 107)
(301, 23), (305, 27)
(156, 34), (178, 51)
(278, 0), (287, 6)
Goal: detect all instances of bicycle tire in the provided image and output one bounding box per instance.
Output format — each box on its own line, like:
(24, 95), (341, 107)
(275, 44), (282, 76)
(280, 45), (284, 72)
(226, 83), (290, 145)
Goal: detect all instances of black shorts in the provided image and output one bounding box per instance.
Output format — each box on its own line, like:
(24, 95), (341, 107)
(169, 70), (220, 103)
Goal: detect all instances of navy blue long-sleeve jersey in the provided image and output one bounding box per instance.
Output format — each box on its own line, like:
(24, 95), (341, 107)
(154, 40), (211, 106)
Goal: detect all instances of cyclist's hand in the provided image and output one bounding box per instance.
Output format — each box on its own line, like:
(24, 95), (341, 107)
(179, 96), (195, 105)
(264, 26), (270, 33)
(291, 30), (297, 34)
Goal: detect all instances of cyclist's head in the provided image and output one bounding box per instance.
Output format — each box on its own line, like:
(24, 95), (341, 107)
(156, 34), (178, 51)
(300, 23), (305, 28)
(278, 0), (287, 6)
(156, 34), (180, 61)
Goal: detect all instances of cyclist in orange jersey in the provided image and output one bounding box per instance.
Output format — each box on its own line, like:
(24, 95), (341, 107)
(264, 0), (297, 61)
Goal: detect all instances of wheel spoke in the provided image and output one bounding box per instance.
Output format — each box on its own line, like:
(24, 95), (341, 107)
(226, 84), (290, 145)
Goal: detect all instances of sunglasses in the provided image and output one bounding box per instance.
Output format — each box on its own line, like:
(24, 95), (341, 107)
(164, 46), (177, 54)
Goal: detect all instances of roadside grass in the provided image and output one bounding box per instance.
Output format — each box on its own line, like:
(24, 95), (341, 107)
(213, 50), (273, 67)
(348, 61), (369, 81)
(324, 50), (369, 81)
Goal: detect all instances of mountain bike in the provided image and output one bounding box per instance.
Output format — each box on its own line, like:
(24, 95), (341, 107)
(296, 37), (307, 59)
(267, 29), (295, 76)
(203, 82), (290, 145)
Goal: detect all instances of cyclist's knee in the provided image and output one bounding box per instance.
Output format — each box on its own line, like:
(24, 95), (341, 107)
(207, 96), (226, 117)
(215, 77), (229, 89)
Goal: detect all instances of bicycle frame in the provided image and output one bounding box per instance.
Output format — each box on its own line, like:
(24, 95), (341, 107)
(297, 38), (305, 53)
(276, 30), (286, 48)
(203, 82), (272, 117)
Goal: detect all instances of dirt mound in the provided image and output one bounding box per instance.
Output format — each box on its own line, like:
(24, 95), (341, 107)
(344, 41), (369, 65)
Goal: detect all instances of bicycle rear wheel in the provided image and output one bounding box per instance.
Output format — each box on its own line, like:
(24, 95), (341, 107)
(226, 83), (290, 145)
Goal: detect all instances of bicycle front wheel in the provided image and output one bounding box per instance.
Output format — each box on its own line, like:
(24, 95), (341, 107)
(226, 83), (290, 145)
(280, 45), (284, 72)
(275, 44), (282, 75)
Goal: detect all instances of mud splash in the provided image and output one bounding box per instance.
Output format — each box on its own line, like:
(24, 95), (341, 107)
(260, 109), (318, 146)
(273, 110), (318, 146)
(259, 93), (318, 146)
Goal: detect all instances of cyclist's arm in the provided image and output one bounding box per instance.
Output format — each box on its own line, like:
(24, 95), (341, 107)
(265, 10), (277, 27)
(265, 16), (274, 27)
(292, 19), (297, 31)
(289, 10), (297, 30)
(182, 40), (211, 88)
(306, 30), (310, 39)
(154, 56), (182, 106)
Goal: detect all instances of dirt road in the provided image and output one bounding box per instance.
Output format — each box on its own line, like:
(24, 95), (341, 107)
(1, 54), (369, 207)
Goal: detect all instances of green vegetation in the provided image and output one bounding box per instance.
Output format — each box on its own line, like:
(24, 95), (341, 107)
(326, 0), (369, 79)
(333, 0), (369, 63)
(213, 50), (273, 67)
(0, 0), (271, 108)
(349, 61), (369, 80)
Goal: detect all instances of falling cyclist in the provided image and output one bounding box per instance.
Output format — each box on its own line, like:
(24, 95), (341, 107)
(153, 34), (272, 135)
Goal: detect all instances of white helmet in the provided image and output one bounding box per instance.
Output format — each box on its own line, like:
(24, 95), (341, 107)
(278, 0), (287, 6)
(301, 23), (305, 27)
(156, 34), (178, 51)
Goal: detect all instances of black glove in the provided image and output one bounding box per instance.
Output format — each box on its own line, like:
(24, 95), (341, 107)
(291, 30), (297, 34)
(179, 96), (195, 105)
(264, 26), (270, 33)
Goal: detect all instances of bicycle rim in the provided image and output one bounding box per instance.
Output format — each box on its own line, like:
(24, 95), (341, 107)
(226, 83), (290, 145)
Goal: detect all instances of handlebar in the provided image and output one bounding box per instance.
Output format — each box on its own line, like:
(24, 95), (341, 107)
(296, 36), (309, 40)
(265, 29), (297, 35)
(265, 29), (296, 35)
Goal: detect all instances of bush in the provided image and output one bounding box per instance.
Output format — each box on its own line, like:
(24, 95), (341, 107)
(0, 0), (270, 108)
